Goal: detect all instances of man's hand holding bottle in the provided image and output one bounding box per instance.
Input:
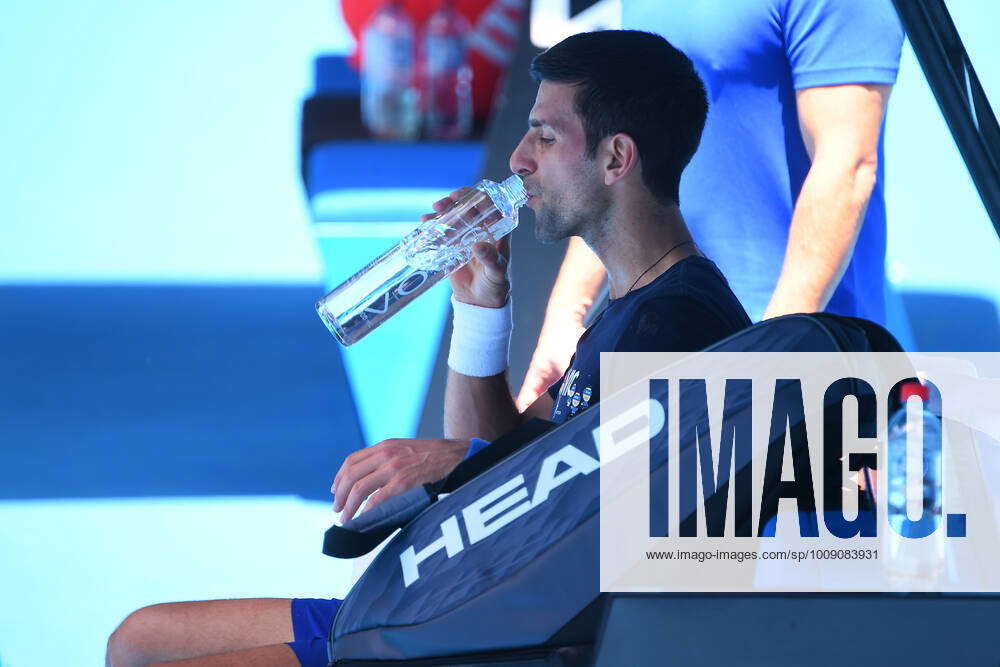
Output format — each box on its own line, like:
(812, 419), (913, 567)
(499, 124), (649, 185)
(423, 188), (512, 310)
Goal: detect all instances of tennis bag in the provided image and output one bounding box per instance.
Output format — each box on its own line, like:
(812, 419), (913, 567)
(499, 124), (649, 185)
(321, 314), (904, 665)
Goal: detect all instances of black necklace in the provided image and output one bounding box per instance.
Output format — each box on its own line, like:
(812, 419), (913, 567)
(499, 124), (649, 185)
(624, 240), (695, 296)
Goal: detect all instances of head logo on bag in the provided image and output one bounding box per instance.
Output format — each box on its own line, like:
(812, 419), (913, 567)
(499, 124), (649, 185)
(400, 443), (600, 586)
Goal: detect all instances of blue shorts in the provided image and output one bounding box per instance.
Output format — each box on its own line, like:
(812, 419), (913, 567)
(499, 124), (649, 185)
(287, 597), (342, 666)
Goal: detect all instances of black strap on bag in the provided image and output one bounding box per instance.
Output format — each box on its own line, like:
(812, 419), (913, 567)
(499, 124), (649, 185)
(322, 418), (557, 558)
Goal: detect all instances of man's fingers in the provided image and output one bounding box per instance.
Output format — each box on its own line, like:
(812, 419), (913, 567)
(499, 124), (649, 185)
(516, 375), (547, 411)
(432, 187), (469, 213)
(332, 447), (385, 510)
(517, 351), (569, 410)
(339, 468), (392, 523)
(335, 437), (468, 520)
(497, 234), (511, 261)
(333, 459), (382, 512)
(332, 446), (374, 494)
(473, 242), (508, 284)
(517, 367), (553, 409)
(362, 482), (406, 515)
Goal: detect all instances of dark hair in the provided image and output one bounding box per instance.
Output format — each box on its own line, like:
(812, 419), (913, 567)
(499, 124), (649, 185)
(530, 30), (708, 205)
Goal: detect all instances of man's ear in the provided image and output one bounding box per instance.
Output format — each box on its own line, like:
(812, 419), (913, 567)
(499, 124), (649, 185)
(601, 133), (639, 186)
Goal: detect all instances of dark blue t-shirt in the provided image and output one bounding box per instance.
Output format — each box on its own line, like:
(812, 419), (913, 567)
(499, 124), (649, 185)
(547, 256), (751, 424)
(623, 0), (903, 324)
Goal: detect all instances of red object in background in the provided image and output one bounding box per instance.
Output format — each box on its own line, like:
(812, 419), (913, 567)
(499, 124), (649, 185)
(340, 0), (524, 122)
(900, 382), (930, 402)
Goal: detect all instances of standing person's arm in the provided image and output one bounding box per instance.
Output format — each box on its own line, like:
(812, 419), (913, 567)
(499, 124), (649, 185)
(766, 0), (903, 316)
(515, 237), (606, 409)
(762, 83), (892, 319)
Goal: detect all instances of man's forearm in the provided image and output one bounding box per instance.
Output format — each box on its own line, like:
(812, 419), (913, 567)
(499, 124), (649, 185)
(763, 155), (877, 319)
(444, 370), (522, 441)
(764, 83), (889, 320)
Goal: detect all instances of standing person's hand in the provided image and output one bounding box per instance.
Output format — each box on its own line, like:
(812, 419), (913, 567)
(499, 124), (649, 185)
(420, 189), (512, 309)
(516, 316), (584, 409)
(516, 238), (606, 408)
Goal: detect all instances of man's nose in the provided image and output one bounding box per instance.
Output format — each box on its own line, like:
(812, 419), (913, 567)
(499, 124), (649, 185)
(509, 134), (535, 176)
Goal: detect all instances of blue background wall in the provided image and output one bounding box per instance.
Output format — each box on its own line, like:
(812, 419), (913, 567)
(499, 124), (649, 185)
(0, 0), (352, 284)
(0, 3), (361, 666)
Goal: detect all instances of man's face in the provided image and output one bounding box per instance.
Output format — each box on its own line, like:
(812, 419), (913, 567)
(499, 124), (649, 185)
(509, 81), (609, 243)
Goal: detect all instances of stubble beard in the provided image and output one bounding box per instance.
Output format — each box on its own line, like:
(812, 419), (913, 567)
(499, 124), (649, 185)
(533, 186), (611, 245)
(534, 207), (578, 243)
(532, 193), (590, 244)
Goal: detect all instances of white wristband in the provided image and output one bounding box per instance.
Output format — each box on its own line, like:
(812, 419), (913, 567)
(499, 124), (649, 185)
(448, 295), (512, 377)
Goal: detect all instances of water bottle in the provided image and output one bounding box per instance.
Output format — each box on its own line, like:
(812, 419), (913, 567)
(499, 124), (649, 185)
(361, 1), (420, 140)
(316, 174), (527, 346)
(422, 0), (473, 140)
(884, 381), (945, 588)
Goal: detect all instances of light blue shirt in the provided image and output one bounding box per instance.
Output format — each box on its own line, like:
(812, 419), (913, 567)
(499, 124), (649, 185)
(623, 0), (904, 323)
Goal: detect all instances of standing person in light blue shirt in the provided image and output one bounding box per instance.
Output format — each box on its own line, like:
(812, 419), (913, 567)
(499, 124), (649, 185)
(517, 0), (905, 408)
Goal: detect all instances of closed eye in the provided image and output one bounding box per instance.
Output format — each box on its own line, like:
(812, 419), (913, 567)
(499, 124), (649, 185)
(539, 136), (555, 145)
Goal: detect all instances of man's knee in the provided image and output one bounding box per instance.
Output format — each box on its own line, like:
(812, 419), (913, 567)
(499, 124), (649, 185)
(106, 603), (172, 667)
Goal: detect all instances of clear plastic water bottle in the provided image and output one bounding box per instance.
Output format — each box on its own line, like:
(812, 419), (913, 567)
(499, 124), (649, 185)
(361, 1), (420, 140)
(884, 382), (945, 587)
(422, 0), (473, 140)
(316, 174), (527, 346)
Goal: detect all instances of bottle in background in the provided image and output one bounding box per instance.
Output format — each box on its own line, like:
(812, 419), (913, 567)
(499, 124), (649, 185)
(422, 0), (473, 140)
(361, 1), (420, 140)
(316, 175), (527, 347)
(884, 381), (945, 588)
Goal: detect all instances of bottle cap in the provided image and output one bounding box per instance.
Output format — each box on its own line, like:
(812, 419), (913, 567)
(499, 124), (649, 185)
(900, 382), (929, 402)
(500, 174), (528, 208)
